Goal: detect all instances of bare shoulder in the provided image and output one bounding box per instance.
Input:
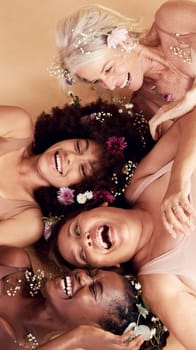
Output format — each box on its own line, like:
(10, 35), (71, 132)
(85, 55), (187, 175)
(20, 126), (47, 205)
(155, 1), (196, 34)
(139, 274), (183, 310)
(15, 208), (44, 247)
(0, 207), (44, 248)
(0, 246), (31, 268)
(0, 105), (34, 138)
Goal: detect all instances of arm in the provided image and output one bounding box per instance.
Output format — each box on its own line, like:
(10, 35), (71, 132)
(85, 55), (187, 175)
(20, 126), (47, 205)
(126, 109), (196, 236)
(161, 108), (196, 237)
(0, 106), (33, 139)
(38, 326), (144, 350)
(148, 0), (196, 140)
(141, 274), (196, 350)
(0, 208), (43, 248)
(149, 84), (196, 140)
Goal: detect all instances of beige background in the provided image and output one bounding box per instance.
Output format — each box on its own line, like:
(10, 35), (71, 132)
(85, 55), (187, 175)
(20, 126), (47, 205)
(0, 1), (193, 348)
(0, 0), (169, 118)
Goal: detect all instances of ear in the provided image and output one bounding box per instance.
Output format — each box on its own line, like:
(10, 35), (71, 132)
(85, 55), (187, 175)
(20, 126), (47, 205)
(100, 201), (109, 207)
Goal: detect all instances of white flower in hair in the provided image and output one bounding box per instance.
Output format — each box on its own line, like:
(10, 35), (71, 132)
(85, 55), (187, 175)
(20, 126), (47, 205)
(107, 28), (129, 49)
(77, 191), (93, 204)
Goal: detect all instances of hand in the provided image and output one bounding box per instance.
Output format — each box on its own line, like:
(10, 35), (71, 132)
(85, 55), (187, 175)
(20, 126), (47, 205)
(149, 88), (196, 140)
(161, 179), (196, 238)
(78, 325), (144, 350)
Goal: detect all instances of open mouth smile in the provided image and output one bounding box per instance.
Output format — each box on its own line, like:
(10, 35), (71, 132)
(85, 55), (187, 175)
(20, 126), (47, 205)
(55, 151), (63, 175)
(95, 225), (112, 250)
(120, 72), (131, 88)
(59, 275), (72, 297)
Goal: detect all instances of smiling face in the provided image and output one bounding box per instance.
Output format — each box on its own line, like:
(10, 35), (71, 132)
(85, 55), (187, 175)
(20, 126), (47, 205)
(76, 46), (145, 92)
(57, 206), (141, 268)
(36, 138), (101, 188)
(44, 268), (127, 328)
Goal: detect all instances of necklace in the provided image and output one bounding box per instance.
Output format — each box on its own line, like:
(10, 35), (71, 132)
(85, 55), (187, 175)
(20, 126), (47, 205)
(169, 33), (192, 64)
(4, 269), (44, 348)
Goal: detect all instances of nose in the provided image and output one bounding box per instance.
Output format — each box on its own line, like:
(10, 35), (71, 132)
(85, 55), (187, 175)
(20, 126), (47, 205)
(85, 232), (92, 247)
(101, 77), (115, 91)
(75, 270), (93, 287)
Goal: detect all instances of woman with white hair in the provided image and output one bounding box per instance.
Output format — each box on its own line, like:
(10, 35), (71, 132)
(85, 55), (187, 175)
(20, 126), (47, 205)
(55, 1), (196, 140)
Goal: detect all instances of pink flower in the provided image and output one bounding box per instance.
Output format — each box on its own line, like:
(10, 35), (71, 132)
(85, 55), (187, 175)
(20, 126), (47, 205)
(107, 28), (129, 49)
(93, 190), (115, 203)
(43, 221), (53, 240)
(106, 136), (127, 155)
(57, 187), (75, 205)
(163, 93), (173, 102)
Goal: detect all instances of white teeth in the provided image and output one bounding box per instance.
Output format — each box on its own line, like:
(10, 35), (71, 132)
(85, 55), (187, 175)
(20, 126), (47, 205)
(120, 74), (129, 88)
(55, 153), (62, 174)
(64, 276), (72, 296)
(97, 227), (108, 249)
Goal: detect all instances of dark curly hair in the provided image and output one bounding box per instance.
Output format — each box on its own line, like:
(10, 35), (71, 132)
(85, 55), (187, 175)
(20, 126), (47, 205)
(33, 99), (154, 218)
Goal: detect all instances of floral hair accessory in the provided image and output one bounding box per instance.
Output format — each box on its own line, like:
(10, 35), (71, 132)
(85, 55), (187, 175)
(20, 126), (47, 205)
(124, 277), (168, 348)
(57, 187), (75, 205)
(93, 190), (115, 203)
(57, 188), (115, 206)
(107, 28), (129, 49)
(77, 190), (93, 204)
(43, 215), (64, 240)
(106, 136), (127, 155)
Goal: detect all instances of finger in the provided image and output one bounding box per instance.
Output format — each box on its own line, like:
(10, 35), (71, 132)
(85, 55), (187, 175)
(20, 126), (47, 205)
(149, 122), (158, 140)
(162, 207), (183, 238)
(126, 335), (144, 349)
(162, 205), (193, 238)
(172, 204), (195, 233)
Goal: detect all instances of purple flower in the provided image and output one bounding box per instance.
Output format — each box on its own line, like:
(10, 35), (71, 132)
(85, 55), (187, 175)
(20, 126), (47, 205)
(57, 187), (75, 205)
(93, 190), (115, 203)
(162, 93), (173, 102)
(106, 136), (127, 155)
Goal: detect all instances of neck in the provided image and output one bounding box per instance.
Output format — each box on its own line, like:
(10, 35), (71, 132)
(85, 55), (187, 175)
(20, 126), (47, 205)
(19, 154), (45, 196)
(127, 207), (154, 269)
(137, 44), (169, 80)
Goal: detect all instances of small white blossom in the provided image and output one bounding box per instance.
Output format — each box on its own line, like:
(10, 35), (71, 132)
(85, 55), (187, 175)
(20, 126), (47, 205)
(125, 103), (134, 110)
(76, 191), (93, 204)
(136, 304), (149, 319)
(85, 191), (93, 200)
(150, 328), (156, 338)
(151, 316), (160, 323)
(134, 282), (142, 290)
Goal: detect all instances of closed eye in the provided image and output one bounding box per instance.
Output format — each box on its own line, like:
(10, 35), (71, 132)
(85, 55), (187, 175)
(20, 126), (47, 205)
(75, 140), (81, 153)
(80, 248), (87, 264)
(89, 282), (97, 299)
(74, 223), (81, 238)
(105, 66), (112, 74)
(80, 164), (86, 177)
